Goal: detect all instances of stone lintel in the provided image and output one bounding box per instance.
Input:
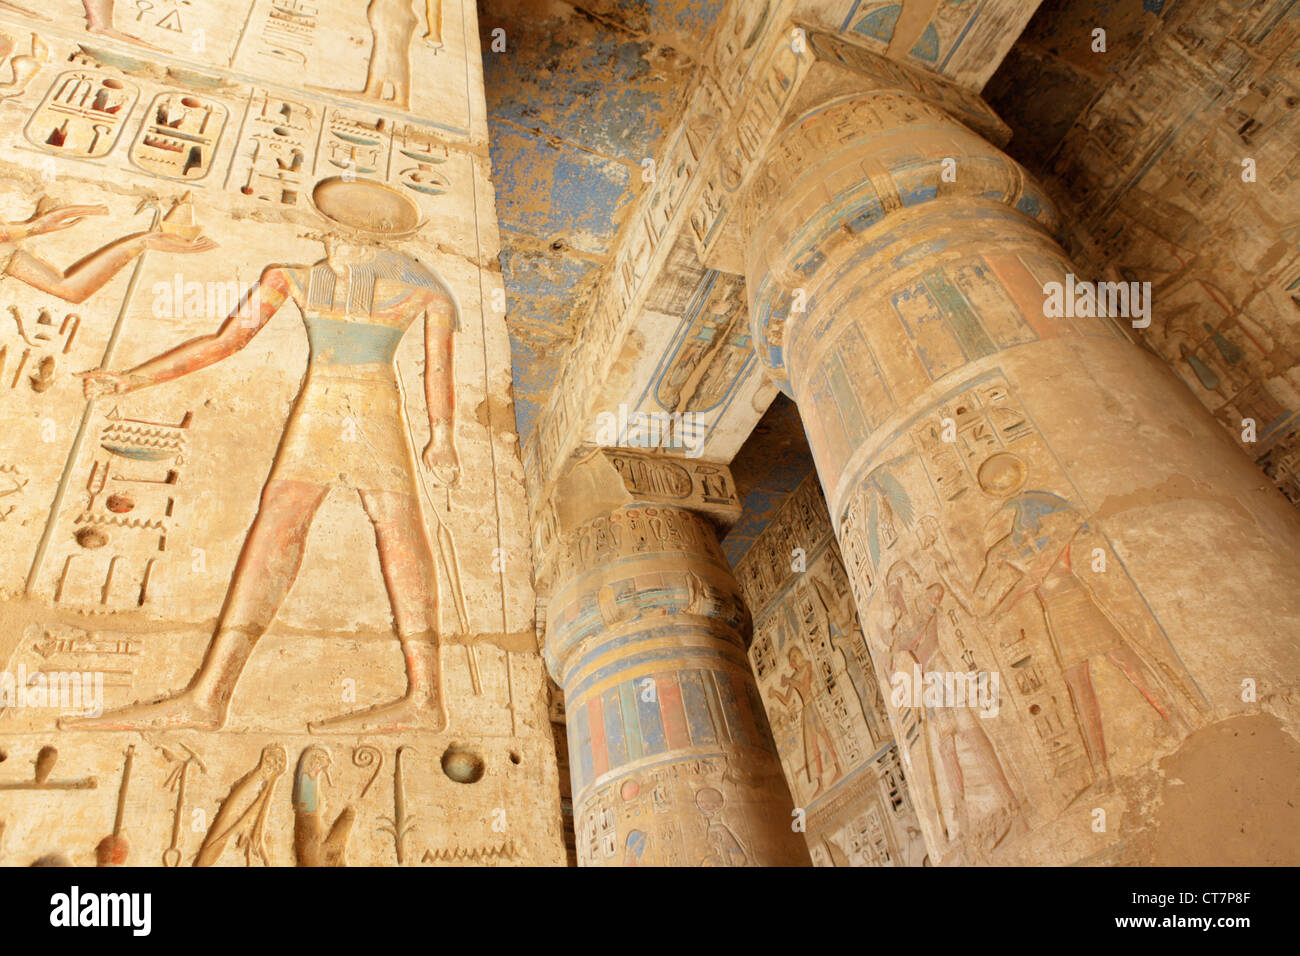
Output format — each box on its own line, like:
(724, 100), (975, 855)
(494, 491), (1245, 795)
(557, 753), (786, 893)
(531, 447), (740, 594)
(554, 446), (740, 534)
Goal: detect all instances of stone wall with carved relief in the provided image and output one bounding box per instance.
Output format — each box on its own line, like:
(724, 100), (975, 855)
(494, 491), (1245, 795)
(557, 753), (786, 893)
(0, 0), (563, 867)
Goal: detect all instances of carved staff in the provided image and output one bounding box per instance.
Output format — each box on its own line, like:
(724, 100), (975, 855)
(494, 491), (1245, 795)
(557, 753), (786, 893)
(24, 198), (162, 594)
(397, 364), (478, 691)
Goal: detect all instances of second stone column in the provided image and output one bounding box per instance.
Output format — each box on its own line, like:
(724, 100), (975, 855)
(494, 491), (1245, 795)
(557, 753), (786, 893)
(538, 448), (807, 866)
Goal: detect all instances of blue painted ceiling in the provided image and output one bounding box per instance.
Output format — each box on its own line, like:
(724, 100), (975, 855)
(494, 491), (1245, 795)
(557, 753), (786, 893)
(478, 0), (725, 438)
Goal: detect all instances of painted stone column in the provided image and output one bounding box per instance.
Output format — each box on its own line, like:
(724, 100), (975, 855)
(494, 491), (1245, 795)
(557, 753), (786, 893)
(740, 82), (1300, 865)
(538, 448), (807, 866)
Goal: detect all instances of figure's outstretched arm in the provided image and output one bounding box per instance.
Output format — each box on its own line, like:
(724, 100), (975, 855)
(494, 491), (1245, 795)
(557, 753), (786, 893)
(81, 266), (292, 396)
(771, 677), (795, 709)
(5, 226), (215, 304)
(421, 292), (460, 485)
(0, 203), (101, 243)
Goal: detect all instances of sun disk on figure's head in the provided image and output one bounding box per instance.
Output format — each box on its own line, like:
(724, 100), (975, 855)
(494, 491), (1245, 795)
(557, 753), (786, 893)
(977, 452), (1028, 497)
(310, 177), (424, 240)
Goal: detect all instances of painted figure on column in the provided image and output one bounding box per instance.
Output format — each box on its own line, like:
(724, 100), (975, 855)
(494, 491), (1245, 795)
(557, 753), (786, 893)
(883, 560), (1019, 855)
(696, 786), (748, 866)
(0, 200), (215, 302)
(66, 178), (461, 733)
(812, 570), (887, 744)
(793, 577), (866, 757)
(771, 645), (842, 798)
(936, 452), (1192, 782)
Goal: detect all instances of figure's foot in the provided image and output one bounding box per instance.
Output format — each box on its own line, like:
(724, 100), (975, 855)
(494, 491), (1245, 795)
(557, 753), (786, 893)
(59, 691), (223, 731)
(86, 26), (165, 51)
(309, 694), (447, 734)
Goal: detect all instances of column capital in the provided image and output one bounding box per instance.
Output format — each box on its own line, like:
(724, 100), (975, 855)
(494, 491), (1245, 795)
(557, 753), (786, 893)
(696, 27), (1014, 276)
(738, 74), (1057, 386)
(799, 30), (1011, 145)
(532, 447), (740, 595)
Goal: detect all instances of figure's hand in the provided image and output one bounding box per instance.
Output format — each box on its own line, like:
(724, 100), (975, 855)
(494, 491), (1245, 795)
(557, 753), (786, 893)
(422, 425), (460, 486)
(28, 204), (109, 235)
(78, 369), (133, 399)
(143, 233), (219, 254)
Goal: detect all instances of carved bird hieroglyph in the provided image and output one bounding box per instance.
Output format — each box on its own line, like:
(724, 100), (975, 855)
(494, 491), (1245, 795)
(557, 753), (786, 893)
(194, 744), (286, 867)
(292, 746), (355, 867)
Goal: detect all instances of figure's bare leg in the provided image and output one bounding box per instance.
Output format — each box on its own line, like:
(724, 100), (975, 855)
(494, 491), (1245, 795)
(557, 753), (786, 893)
(5, 236), (149, 306)
(952, 711), (1021, 852)
(311, 489), (447, 732)
(809, 739), (825, 800)
(938, 731), (964, 800)
(391, 79), (410, 110)
(82, 0), (114, 31)
(819, 731), (843, 788)
(423, 0), (444, 44)
(361, 72), (386, 100)
(362, 62), (410, 108)
(362, 0), (414, 106)
(62, 479), (328, 730)
(1107, 645), (1179, 725)
(927, 722), (961, 843)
